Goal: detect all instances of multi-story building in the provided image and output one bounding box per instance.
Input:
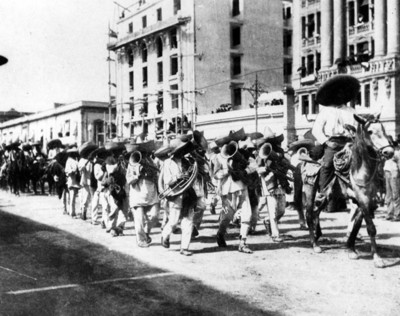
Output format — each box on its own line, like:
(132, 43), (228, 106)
(290, 0), (400, 139)
(108, 0), (283, 140)
(0, 101), (115, 150)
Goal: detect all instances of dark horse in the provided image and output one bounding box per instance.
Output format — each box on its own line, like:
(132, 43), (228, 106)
(303, 114), (394, 268)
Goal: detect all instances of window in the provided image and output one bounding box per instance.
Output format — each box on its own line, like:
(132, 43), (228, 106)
(301, 57), (306, 77)
(316, 52), (321, 71)
(64, 120), (70, 137)
(157, 8), (162, 21)
(349, 1), (355, 26)
(142, 16), (147, 28)
(142, 67), (148, 87)
(232, 87), (242, 106)
(311, 93), (319, 114)
(174, 0), (181, 15)
(128, 22), (133, 33)
(357, 41), (369, 62)
(170, 54), (178, 76)
(307, 54), (314, 75)
(301, 95), (309, 114)
(307, 14), (315, 38)
(141, 43), (147, 62)
(157, 91), (164, 114)
(364, 84), (370, 108)
(129, 71), (134, 91)
(283, 32), (292, 48)
(50, 128), (53, 140)
(285, 7), (291, 19)
(232, 0), (240, 17)
(156, 37), (163, 57)
(358, 0), (369, 23)
(284, 61), (292, 76)
(171, 84), (179, 109)
(231, 55), (241, 76)
(316, 12), (321, 35)
(170, 29), (178, 49)
(130, 97), (134, 117)
(128, 48), (134, 67)
(158, 62), (163, 82)
(231, 25), (241, 47)
(142, 94), (148, 115)
(301, 16), (306, 38)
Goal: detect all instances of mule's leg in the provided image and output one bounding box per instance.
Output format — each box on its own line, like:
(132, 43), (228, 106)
(363, 212), (385, 268)
(346, 207), (363, 260)
(305, 184), (322, 253)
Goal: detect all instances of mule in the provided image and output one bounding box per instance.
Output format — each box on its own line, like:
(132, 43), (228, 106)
(302, 114), (394, 268)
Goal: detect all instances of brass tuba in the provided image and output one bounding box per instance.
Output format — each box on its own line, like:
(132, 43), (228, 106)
(259, 143), (282, 160)
(158, 156), (198, 200)
(297, 147), (308, 156)
(130, 151), (142, 164)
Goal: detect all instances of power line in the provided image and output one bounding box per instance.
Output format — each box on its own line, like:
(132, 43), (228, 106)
(196, 67), (283, 90)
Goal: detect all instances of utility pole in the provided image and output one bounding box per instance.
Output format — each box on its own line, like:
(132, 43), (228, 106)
(242, 73), (268, 133)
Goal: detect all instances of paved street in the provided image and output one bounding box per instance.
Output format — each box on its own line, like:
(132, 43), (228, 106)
(1, 190), (400, 315)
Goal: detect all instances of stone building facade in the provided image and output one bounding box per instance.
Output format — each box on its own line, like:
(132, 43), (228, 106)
(290, 0), (400, 139)
(108, 0), (284, 140)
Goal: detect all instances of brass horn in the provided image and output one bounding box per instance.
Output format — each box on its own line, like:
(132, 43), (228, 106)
(297, 147), (308, 156)
(259, 143), (281, 160)
(221, 141), (239, 159)
(129, 151), (142, 164)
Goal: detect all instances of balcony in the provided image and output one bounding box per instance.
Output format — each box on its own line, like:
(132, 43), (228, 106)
(348, 21), (374, 36)
(317, 56), (399, 83)
(108, 16), (190, 50)
(301, 0), (320, 8)
(302, 36), (320, 48)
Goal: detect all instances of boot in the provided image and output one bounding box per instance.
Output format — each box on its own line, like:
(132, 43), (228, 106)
(263, 219), (272, 236)
(216, 231), (227, 247)
(238, 237), (253, 254)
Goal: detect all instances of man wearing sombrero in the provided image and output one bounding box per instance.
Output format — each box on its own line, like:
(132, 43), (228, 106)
(312, 75), (359, 196)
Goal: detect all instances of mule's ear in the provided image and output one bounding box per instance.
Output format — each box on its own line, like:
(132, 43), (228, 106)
(354, 114), (366, 125)
(376, 112), (381, 121)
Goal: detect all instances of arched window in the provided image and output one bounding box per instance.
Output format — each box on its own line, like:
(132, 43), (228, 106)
(156, 37), (163, 57)
(141, 43), (147, 62)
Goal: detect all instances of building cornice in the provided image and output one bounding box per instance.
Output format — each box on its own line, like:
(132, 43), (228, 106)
(0, 101), (108, 129)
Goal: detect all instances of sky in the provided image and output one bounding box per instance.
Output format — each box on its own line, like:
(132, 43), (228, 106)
(0, 0), (129, 113)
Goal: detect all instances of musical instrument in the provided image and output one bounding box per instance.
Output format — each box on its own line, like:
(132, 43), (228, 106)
(158, 156), (198, 199)
(221, 141), (249, 183)
(129, 150), (159, 180)
(258, 142), (296, 183)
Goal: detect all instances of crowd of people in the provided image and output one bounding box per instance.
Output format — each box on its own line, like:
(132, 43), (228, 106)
(1, 74), (399, 259)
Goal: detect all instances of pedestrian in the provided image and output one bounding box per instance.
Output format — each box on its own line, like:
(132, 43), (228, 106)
(101, 156), (127, 236)
(383, 138), (400, 221)
(160, 137), (197, 256)
(126, 146), (160, 247)
(65, 147), (81, 218)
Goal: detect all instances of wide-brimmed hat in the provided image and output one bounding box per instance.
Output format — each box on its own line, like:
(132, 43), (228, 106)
(170, 137), (195, 157)
(214, 128), (246, 147)
(154, 145), (173, 160)
(239, 137), (255, 150)
(79, 141), (98, 159)
(288, 139), (315, 153)
(88, 147), (111, 160)
(316, 75), (360, 106)
(47, 139), (63, 150)
(246, 132), (264, 140)
(263, 126), (284, 144)
(104, 141), (125, 157)
(5, 141), (21, 151)
(125, 139), (156, 154)
(22, 143), (32, 151)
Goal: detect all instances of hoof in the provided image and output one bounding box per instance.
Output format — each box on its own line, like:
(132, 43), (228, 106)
(347, 250), (359, 260)
(373, 255), (386, 269)
(313, 245), (322, 253)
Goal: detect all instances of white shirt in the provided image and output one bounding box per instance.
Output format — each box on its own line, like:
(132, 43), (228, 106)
(312, 105), (356, 145)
